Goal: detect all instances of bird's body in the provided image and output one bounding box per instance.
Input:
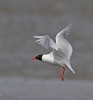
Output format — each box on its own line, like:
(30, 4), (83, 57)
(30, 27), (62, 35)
(42, 52), (64, 66)
(32, 21), (75, 81)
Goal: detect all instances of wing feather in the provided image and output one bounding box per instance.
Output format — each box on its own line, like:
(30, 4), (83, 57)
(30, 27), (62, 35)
(33, 35), (59, 50)
(55, 21), (73, 60)
(56, 20), (72, 39)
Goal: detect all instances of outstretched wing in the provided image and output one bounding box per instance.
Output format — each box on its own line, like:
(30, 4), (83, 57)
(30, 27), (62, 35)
(55, 21), (73, 60)
(33, 35), (59, 50)
(56, 20), (72, 39)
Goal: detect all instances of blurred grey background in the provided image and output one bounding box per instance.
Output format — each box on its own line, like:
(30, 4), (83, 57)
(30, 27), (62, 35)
(0, 0), (93, 100)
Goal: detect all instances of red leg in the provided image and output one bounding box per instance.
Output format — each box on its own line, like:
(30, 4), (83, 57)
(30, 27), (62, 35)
(60, 66), (65, 81)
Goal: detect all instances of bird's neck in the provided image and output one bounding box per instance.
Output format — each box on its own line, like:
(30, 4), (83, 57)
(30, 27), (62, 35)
(42, 53), (54, 64)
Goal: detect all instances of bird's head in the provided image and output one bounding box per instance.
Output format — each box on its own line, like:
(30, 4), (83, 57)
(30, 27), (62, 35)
(32, 54), (43, 61)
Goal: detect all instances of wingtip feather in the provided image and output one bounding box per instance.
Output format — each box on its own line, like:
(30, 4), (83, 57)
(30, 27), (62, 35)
(73, 71), (75, 74)
(65, 20), (73, 33)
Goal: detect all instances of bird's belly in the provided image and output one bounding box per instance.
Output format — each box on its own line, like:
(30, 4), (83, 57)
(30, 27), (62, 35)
(43, 58), (60, 66)
(54, 58), (64, 66)
(44, 59), (56, 65)
(42, 54), (64, 66)
(45, 58), (64, 66)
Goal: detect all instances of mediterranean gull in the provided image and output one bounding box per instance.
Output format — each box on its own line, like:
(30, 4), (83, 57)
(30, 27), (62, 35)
(32, 21), (75, 81)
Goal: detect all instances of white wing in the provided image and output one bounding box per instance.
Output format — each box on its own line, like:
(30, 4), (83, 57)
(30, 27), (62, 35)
(56, 20), (72, 39)
(33, 35), (59, 50)
(56, 21), (73, 60)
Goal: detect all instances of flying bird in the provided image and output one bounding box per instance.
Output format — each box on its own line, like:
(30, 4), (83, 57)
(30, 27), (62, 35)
(32, 21), (75, 81)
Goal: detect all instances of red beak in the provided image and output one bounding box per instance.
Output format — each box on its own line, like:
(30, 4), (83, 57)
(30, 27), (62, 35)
(32, 57), (36, 60)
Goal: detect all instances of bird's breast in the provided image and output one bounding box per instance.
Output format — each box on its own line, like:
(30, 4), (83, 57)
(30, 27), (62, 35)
(42, 55), (54, 64)
(42, 54), (64, 66)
